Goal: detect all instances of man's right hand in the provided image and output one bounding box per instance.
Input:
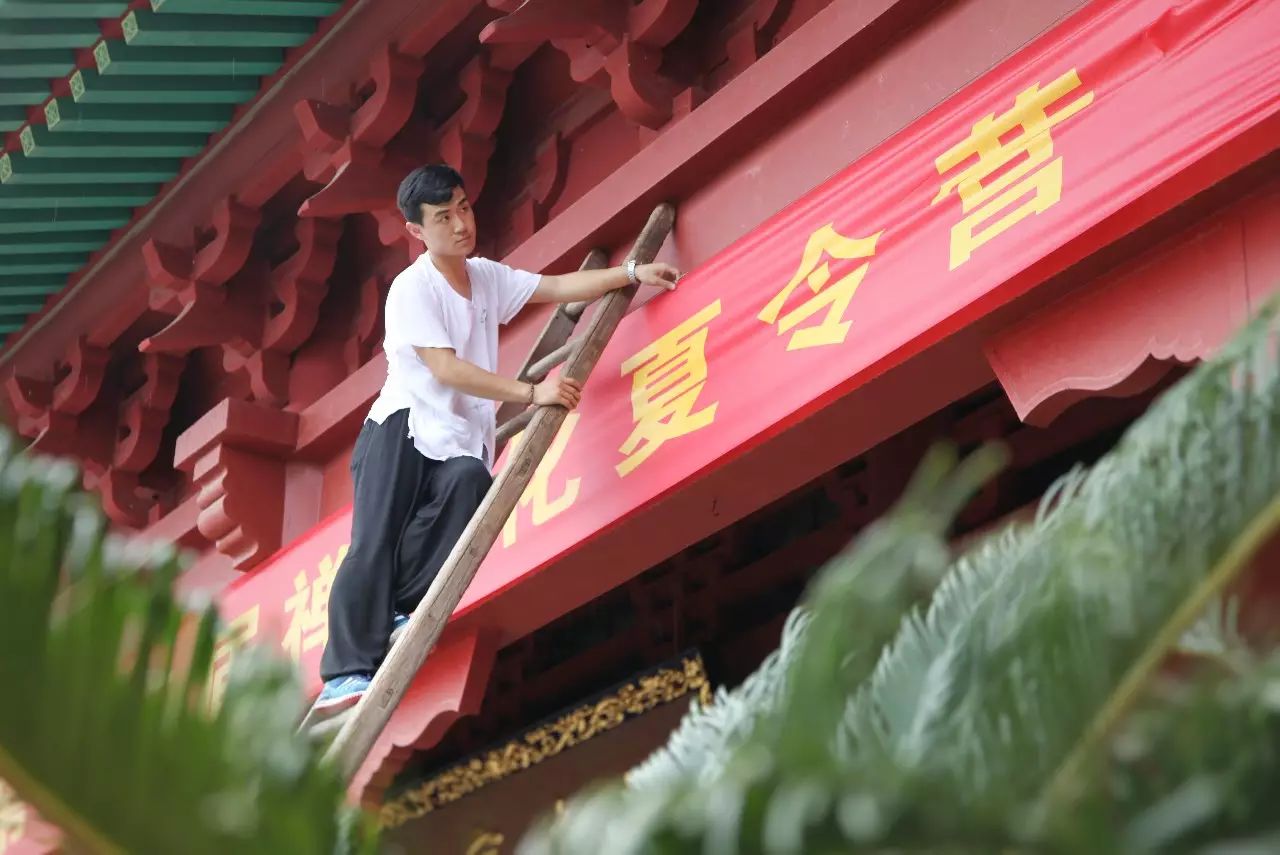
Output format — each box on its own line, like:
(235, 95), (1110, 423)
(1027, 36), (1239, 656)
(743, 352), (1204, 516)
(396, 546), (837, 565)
(532, 376), (583, 409)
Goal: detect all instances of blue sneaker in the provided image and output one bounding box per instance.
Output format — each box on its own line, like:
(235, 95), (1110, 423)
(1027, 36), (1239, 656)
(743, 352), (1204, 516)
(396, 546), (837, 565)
(313, 673), (371, 712)
(390, 613), (410, 647)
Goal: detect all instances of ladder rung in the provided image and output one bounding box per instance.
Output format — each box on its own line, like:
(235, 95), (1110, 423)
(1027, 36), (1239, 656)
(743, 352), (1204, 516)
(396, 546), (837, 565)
(493, 247), (609, 459)
(525, 334), (581, 383)
(562, 297), (591, 322)
(495, 406), (533, 444)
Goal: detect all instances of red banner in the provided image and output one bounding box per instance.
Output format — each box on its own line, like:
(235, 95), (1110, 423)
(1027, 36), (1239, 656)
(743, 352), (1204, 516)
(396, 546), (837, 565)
(215, 0), (1280, 695)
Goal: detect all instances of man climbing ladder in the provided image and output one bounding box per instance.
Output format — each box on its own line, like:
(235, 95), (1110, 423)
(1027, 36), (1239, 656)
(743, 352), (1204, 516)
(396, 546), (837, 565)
(315, 164), (681, 713)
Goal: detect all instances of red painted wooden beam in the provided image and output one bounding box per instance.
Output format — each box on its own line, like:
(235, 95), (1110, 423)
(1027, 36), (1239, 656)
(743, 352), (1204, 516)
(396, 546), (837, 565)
(500, 0), (949, 275)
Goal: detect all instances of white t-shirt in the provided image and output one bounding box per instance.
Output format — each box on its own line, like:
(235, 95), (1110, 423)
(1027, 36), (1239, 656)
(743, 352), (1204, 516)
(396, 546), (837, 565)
(367, 254), (541, 468)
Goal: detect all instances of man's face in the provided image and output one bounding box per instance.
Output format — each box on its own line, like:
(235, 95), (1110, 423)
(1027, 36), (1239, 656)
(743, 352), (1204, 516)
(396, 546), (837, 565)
(406, 185), (476, 257)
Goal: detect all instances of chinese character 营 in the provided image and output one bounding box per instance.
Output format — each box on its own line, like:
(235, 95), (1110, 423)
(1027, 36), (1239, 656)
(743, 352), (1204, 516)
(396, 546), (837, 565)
(618, 301), (722, 476)
(933, 68), (1093, 269)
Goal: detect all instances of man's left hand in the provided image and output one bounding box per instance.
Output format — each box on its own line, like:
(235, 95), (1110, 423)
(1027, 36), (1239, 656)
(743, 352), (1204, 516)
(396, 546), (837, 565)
(636, 262), (681, 290)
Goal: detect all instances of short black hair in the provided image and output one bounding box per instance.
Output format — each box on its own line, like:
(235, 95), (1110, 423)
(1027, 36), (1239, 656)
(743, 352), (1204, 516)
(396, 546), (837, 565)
(397, 164), (466, 223)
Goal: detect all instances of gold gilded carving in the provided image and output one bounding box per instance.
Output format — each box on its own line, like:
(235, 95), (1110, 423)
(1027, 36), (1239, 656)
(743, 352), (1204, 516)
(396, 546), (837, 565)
(465, 831), (505, 855)
(379, 655), (711, 829)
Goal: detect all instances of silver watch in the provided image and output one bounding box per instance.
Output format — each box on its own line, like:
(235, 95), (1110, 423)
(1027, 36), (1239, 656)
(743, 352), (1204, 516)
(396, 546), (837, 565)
(625, 259), (639, 286)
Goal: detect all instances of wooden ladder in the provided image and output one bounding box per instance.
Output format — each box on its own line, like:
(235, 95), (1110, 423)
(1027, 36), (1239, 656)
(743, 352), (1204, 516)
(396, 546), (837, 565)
(311, 204), (676, 782)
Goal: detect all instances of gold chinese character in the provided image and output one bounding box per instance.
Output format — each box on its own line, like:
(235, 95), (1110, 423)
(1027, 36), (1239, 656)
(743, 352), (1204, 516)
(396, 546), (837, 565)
(503, 412), (582, 547)
(933, 68), (1093, 269)
(758, 225), (882, 350)
(281, 546), (346, 662)
(207, 606), (260, 711)
(618, 300), (722, 477)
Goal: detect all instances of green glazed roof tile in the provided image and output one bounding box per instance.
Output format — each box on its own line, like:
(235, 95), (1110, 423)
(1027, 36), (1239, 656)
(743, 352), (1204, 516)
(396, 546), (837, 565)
(0, 77), (51, 104)
(0, 255), (88, 276)
(1, 150), (182, 184)
(0, 272), (66, 291)
(124, 10), (317, 48)
(0, 103), (26, 131)
(0, 0), (339, 338)
(0, 233), (114, 254)
(20, 124), (211, 159)
(0, 49), (76, 78)
(1, 183), (160, 208)
(71, 67), (261, 104)
(0, 18), (104, 49)
(151, 0), (342, 17)
(0, 2), (130, 19)
(44, 98), (236, 132)
(0, 301), (54, 318)
(92, 41), (285, 76)
(0, 283), (65, 301)
(0, 208), (131, 233)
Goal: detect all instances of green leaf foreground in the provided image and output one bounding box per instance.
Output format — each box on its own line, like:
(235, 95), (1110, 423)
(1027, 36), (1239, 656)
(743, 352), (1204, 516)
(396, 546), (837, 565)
(521, 297), (1280, 855)
(0, 435), (379, 854)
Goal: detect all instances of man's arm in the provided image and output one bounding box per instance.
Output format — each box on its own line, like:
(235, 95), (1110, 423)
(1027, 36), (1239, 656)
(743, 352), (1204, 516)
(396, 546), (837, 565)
(529, 262), (681, 304)
(415, 347), (582, 409)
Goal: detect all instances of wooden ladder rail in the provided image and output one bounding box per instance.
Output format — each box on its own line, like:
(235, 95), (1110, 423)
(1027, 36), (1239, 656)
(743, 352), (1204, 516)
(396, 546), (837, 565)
(491, 246), (608, 460)
(323, 203), (676, 782)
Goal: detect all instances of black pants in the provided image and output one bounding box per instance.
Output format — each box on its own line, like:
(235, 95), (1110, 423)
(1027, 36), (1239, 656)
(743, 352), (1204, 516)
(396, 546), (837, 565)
(320, 409), (491, 681)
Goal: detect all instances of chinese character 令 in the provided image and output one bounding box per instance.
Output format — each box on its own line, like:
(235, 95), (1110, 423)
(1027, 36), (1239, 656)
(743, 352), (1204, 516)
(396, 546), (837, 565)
(617, 300), (722, 477)
(207, 605), (260, 711)
(758, 225), (882, 350)
(503, 412), (582, 547)
(281, 546), (346, 662)
(932, 68), (1093, 269)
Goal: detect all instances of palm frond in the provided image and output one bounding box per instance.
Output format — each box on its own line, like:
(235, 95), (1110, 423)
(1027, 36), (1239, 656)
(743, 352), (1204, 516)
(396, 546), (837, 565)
(520, 297), (1280, 854)
(0, 432), (378, 854)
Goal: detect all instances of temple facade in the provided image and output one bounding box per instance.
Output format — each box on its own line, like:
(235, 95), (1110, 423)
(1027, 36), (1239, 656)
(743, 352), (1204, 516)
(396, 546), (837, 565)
(2, 0), (1278, 851)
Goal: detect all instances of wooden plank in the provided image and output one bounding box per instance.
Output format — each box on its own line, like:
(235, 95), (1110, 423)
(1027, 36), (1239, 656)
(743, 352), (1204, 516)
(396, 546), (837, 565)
(321, 204), (675, 781)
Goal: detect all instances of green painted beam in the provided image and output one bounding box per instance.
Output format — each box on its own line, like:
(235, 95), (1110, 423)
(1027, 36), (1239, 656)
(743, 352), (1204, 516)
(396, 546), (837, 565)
(0, 271), (64, 289)
(0, 1), (129, 19)
(0, 281), (65, 299)
(1, 150), (180, 184)
(0, 233), (113, 254)
(44, 97), (232, 132)
(124, 10), (317, 48)
(0, 208), (130, 233)
(0, 18), (103, 49)
(92, 40), (284, 76)
(0, 255), (86, 276)
(0, 78), (51, 105)
(0, 49), (76, 79)
(0, 301), (53, 317)
(151, 0), (342, 17)
(0, 104), (26, 131)
(71, 67), (260, 105)
(0, 184), (157, 208)
(20, 123), (209, 159)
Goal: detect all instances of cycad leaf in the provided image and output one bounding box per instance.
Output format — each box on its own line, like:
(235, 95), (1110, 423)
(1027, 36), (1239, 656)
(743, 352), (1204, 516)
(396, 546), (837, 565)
(0, 434), (378, 854)
(521, 297), (1280, 854)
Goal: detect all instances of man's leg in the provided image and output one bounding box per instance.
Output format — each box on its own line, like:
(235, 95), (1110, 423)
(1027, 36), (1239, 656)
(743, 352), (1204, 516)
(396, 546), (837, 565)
(319, 409), (429, 683)
(393, 455), (492, 615)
